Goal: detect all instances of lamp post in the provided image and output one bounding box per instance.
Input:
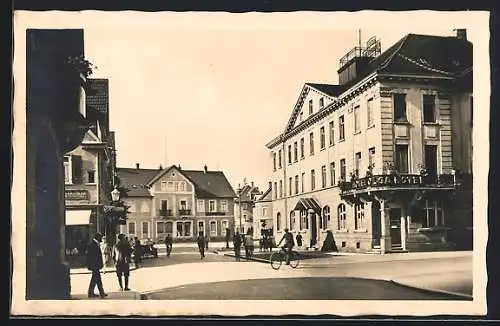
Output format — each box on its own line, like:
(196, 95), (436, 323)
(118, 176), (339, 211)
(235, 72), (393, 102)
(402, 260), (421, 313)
(104, 186), (121, 266)
(238, 188), (243, 234)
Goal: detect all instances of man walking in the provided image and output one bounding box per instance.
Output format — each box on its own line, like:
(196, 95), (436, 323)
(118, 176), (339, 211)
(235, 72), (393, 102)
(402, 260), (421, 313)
(86, 232), (108, 299)
(197, 232), (206, 260)
(233, 231), (242, 262)
(113, 234), (132, 291)
(164, 233), (173, 257)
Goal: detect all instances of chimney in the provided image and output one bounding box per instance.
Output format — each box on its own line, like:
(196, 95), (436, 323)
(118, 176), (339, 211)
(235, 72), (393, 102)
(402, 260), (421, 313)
(269, 181), (272, 189)
(135, 163), (140, 169)
(178, 164), (182, 170)
(204, 164), (208, 173)
(159, 164), (163, 170)
(455, 29), (467, 41)
(251, 181), (254, 188)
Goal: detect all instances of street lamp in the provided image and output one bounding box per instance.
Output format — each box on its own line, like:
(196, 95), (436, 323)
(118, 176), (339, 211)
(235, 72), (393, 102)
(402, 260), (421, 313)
(111, 186), (120, 202)
(238, 188), (243, 234)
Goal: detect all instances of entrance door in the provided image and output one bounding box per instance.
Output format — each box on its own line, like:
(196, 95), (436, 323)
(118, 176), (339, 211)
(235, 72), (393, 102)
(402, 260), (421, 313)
(371, 201), (381, 248)
(310, 213), (317, 247)
(389, 208), (402, 247)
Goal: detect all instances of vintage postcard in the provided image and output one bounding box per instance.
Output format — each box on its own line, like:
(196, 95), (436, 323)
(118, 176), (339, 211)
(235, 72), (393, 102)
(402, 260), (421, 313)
(11, 10), (489, 317)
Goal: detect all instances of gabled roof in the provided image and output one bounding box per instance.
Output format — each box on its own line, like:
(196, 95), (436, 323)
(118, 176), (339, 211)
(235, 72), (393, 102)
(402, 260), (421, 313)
(146, 165), (177, 187)
(236, 184), (262, 202)
(116, 167), (160, 197)
(81, 129), (101, 144)
(182, 170), (237, 199)
(256, 186), (272, 202)
(305, 83), (344, 98)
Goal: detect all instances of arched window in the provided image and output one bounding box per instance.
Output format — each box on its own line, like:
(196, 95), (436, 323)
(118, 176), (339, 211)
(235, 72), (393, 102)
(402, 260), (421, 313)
(337, 204), (346, 230)
(290, 211), (296, 231)
(355, 203), (365, 230)
(322, 206), (330, 230)
(276, 212), (281, 231)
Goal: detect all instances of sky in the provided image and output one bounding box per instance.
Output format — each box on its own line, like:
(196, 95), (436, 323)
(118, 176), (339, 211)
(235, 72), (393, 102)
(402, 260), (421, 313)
(75, 13), (472, 191)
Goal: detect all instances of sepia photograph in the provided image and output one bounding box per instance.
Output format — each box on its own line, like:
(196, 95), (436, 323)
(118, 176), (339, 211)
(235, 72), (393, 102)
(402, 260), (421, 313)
(11, 10), (489, 317)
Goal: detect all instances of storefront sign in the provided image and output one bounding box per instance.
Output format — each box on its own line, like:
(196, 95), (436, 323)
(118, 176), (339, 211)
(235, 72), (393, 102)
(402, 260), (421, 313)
(65, 190), (89, 201)
(351, 174), (422, 190)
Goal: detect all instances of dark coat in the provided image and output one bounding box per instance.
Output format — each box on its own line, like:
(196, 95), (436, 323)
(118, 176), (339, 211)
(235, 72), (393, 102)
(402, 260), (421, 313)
(86, 240), (104, 271)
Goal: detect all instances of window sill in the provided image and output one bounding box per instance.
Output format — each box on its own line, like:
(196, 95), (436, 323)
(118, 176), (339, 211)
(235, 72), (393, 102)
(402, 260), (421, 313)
(423, 122), (439, 126)
(394, 120), (411, 125)
(336, 229), (348, 233)
(329, 143), (334, 148)
(417, 226), (451, 232)
(338, 139), (345, 143)
(353, 130), (361, 135)
(320, 147), (326, 151)
(354, 228), (368, 233)
(300, 156), (305, 160)
(86, 183), (96, 185)
(367, 124), (375, 130)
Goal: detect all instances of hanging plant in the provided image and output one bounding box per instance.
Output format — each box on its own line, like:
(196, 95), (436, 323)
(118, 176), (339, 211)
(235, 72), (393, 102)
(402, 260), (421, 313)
(65, 54), (96, 78)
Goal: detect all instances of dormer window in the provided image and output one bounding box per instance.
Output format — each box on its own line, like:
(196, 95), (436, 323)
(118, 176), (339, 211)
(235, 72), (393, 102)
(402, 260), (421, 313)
(309, 100), (313, 115)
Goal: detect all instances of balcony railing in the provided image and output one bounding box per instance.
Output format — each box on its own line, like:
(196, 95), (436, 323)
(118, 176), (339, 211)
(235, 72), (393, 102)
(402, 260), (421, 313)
(178, 209), (192, 216)
(339, 173), (457, 193)
(159, 209), (173, 217)
(206, 211), (226, 216)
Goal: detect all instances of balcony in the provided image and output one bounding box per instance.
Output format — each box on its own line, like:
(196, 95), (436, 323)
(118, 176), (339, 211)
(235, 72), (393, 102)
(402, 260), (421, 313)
(339, 173), (457, 195)
(178, 209), (192, 216)
(206, 211), (226, 216)
(159, 209), (173, 217)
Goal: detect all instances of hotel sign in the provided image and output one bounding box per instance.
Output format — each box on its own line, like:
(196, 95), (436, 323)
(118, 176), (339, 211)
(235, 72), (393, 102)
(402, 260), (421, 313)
(65, 190), (89, 201)
(350, 174), (422, 190)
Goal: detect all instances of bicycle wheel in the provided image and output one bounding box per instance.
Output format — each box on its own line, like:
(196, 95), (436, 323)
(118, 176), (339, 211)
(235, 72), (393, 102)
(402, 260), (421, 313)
(270, 252), (282, 270)
(289, 251), (300, 269)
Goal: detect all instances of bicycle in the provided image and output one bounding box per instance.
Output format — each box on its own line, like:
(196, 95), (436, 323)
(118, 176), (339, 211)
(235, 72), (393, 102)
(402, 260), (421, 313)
(270, 246), (300, 270)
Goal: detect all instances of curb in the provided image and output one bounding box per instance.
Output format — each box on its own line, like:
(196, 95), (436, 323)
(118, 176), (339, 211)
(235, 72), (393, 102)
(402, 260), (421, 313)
(222, 253), (270, 264)
(389, 280), (473, 300)
(70, 266), (138, 275)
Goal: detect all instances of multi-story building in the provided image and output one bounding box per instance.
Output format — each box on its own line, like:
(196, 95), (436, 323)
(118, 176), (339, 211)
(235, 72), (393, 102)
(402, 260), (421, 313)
(234, 181), (262, 234)
(266, 30), (473, 253)
(252, 183), (273, 240)
(117, 164), (237, 242)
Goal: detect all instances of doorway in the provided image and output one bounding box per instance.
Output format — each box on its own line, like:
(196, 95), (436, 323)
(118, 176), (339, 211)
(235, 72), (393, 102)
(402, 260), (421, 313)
(371, 201), (381, 248)
(310, 213), (317, 247)
(389, 208), (402, 248)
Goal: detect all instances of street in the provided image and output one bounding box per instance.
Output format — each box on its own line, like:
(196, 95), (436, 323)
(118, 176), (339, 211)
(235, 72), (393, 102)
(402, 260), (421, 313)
(70, 248), (473, 301)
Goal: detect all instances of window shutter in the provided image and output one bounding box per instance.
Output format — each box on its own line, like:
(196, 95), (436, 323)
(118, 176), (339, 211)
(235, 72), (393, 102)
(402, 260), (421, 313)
(71, 155), (83, 184)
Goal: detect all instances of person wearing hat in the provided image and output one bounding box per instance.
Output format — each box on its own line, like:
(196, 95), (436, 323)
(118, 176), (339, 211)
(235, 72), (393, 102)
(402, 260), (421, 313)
(277, 228), (295, 265)
(85, 232), (108, 298)
(113, 234), (133, 291)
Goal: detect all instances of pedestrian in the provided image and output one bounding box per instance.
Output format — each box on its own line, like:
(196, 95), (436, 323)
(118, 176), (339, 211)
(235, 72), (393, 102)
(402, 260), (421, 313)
(244, 232), (254, 261)
(205, 233), (210, 250)
(113, 234), (132, 291)
(197, 232), (206, 259)
(259, 236), (264, 252)
(85, 232), (108, 299)
(133, 237), (142, 268)
(225, 228), (230, 249)
(233, 231), (242, 262)
(296, 233), (303, 248)
(164, 233), (173, 257)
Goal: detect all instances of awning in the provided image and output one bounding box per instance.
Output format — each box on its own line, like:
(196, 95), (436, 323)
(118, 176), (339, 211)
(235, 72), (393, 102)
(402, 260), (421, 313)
(66, 210), (92, 226)
(294, 198), (322, 214)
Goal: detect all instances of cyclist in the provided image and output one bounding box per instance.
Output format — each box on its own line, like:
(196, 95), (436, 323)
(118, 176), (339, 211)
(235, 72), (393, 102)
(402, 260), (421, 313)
(277, 228), (295, 265)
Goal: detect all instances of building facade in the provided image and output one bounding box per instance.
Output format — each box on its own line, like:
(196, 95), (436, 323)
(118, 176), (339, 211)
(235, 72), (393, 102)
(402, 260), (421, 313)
(266, 31), (473, 253)
(234, 181), (262, 234)
(117, 164), (237, 243)
(252, 184), (273, 240)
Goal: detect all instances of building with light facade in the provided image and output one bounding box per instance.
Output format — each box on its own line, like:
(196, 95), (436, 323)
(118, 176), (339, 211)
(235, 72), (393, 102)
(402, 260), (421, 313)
(266, 30), (473, 253)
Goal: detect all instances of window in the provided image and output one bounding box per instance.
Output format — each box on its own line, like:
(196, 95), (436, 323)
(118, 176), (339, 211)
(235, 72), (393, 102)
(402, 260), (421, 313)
(423, 94), (436, 123)
(329, 121), (334, 146)
(300, 210), (308, 230)
(175, 182), (179, 192)
(395, 144), (409, 173)
(394, 93), (407, 122)
(221, 220), (229, 232)
(277, 212), (282, 231)
(309, 132), (314, 155)
(355, 152), (362, 177)
(167, 181), (174, 190)
(209, 200), (216, 212)
(311, 169), (316, 190)
(368, 147), (376, 170)
(273, 152), (277, 171)
(322, 206), (330, 230)
(262, 207), (268, 217)
(87, 170), (95, 184)
(300, 138), (305, 158)
(339, 115), (345, 141)
(165, 221), (173, 234)
(367, 98), (374, 127)
(294, 175), (299, 194)
(340, 159), (346, 181)
(330, 162), (336, 186)
(128, 222), (136, 235)
(142, 221), (149, 237)
(141, 201), (150, 213)
(293, 142), (298, 162)
(289, 177), (292, 196)
(338, 204), (347, 230)
(161, 181), (167, 191)
(319, 97), (324, 109)
(278, 150), (282, 169)
(288, 145), (292, 164)
(128, 201), (136, 213)
(290, 211), (296, 230)
(180, 182), (186, 191)
(419, 200), (445, 228)
(64, 156), (71, 183)
(177, 221), (192, 237)
(321, 165), (327, 188)
(274, 182), (278, 199)
(301, 173), (305, 193)
(279, 180), (283, 198)
(157, 221), (165, 234)
(320, 126), (326, 149)
(179, 200), (187, 210)
(209, 221), (217, 236)
(198, 221), (205, 235)
(355, 203), (365, 230)
(354, 105), (360, 133)
(299, 111), (303, 121)
(221, 200), (228, 212)
(197, 200), (204, 212)
(161, 200), (168, 210)
(309, 99), (313, 115)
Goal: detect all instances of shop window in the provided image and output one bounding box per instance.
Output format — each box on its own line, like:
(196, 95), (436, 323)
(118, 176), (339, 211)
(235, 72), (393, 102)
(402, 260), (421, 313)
(419, 200), (445, 228)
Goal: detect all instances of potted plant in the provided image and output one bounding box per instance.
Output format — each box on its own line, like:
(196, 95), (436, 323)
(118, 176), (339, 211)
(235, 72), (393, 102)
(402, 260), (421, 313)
(384, 162), (396, 175)
(65, 54), (96, 79)
(418, 163), (428, 177)
(365, 163), (374, 177)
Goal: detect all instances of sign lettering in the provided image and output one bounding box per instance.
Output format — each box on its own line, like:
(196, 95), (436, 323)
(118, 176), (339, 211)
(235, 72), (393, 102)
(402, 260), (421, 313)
(65, 190), (89, 201)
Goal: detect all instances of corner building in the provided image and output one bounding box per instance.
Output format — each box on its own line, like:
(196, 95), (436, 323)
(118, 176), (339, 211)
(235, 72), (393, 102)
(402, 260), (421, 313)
(266, 32), (473, 253)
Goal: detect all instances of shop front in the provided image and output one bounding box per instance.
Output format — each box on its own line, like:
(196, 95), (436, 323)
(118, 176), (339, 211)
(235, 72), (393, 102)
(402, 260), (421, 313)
(65, 207), (100, 267)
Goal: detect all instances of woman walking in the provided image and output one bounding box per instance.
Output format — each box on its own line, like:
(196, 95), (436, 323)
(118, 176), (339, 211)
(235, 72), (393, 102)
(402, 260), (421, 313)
(113, 234), (133, 291)
(133, 237), (142, 268)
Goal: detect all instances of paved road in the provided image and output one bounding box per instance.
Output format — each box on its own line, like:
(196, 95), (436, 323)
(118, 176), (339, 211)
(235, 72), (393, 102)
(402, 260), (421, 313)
(144, 277), (462, 300)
